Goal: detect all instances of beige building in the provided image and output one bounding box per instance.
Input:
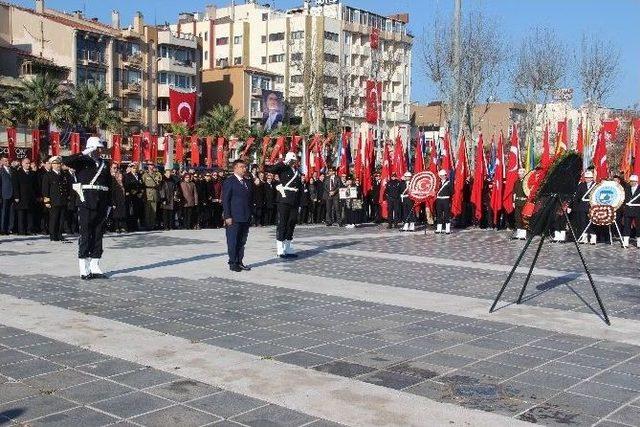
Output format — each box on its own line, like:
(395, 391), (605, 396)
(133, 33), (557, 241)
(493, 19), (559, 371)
(0, 0), (200, 139)
(171, 0), (412, 140)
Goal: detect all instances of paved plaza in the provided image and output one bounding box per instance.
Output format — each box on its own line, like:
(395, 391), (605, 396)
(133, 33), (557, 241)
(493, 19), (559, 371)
(0, 225), (639, 426)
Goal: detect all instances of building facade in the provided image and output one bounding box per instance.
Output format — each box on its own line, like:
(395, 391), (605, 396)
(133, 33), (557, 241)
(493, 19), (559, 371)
(171, 0), (412, 140)
(0, 0), (200, 141)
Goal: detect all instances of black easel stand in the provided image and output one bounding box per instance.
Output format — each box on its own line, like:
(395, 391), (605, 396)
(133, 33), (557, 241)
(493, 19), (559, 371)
(489, 194), (611, 325)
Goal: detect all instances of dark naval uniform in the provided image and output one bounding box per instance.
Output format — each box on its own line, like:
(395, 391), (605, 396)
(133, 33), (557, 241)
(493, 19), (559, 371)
(514, 178), (527, 230)
(384, 178), (402, 228)
(571, 180), (596, 239)
(400, 180), (415, 226)
(41, 169), (72, 241)
(265, 162), (303, 244)
(622, 183), (640, 240)
(62, 154), (112, 260)
(435, 178), (452, 229)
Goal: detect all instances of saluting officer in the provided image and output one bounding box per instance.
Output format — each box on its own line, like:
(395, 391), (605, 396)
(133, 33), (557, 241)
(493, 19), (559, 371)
(41, 156), (72, 242)
(435, 169), (452, 234)
(265, 152), (303, 258)
(622, 174), (640, 248)
(570, 170), (596, 244)
(62, 137), (112, 279)
(513, 168), (528, 240)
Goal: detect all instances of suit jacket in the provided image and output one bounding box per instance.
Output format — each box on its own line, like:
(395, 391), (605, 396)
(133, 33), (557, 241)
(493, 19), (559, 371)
(0, 166), (13, 200)
(222, 175), (253, 223)
(323, 176), (342, 200)
(12, 168), (38, 209)
(41, 170), (72, 207)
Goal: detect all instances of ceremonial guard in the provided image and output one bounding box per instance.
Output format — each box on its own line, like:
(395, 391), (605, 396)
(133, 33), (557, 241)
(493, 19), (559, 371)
(400, 171), (415, 232)
(513, 168), (527, 240)
(571, 170), (596, 244)
(384, 173), (402, 229)
(41, 156), (72, 241)
(265, 152), (303, 258)
(62, 137), (112, 279)
(622, 174), (640, 248)
(435, 169), (452, 234)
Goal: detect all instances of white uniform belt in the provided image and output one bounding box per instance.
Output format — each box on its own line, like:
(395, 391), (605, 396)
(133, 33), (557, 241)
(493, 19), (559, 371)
(82, 185), (109, 191)
(282, 186), (298, 192)
(437, 196), (450, 199)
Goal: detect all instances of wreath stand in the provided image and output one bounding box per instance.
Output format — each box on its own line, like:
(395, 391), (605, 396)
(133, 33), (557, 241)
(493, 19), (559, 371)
(577, 205), (624, 247)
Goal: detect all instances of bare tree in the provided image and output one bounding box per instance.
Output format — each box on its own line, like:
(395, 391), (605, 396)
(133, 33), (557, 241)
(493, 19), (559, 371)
(512, 27), (566, 139)
(288, 35), (324, 132)
(577, 34), (620, 132)
(421, 11), (504, 143)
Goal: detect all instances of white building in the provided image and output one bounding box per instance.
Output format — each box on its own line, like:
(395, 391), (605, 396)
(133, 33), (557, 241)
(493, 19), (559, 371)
(170, 0), (412, 140)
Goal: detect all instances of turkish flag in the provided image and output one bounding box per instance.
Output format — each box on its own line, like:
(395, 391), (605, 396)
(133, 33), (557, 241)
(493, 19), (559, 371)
(132, 134), (142, 162)
(451, 133), (468, 217)
(269, 136), (286, 163)
(31, 130), (40, 163)
(593, 127), (608, 182)
(261, 136), (271, 161)
(470, 134), (487, 222)
(169, 88), (197, 128)
(290, 135), (302, 153)
(634, 119), (640, 177)
(490, 133), (505, 225)
(150, 134), (158, 163)
(175, 135), (184, 163)
(70, 132), (80, 154)
(503, 124), (520, 214)
(379, 143), (392, 219)
(370, 28), (380, 50)
(441, 130), (453, 173)
(540, 123), (551, 169)
(50, 131), (60, 156)
(576, 121), (584, 155)
(365, 80), (381, 124)
(217, 137), (225, 167)
(112, 134), (122, 163)
(6, 127), (16, 161)
(392, 134), (406, 178)
(190, 134), (200, 166)
(142, 131), (151, 162)
(241, 137), (255, 157)
(206, 136), (213, 168)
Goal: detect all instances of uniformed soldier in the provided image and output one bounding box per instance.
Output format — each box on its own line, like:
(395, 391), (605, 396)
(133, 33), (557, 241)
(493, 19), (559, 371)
(62, 137), (113, 279)
(41, 156), (72, 241)
(435, 169), (452, 234)
(141, 163), (162, 230)
(264, 152), (303, 258)
(513, 168), (527, 240)
(570, 170), (596, 244)
(384, 173), (402, 229)
(400, 171), (415, 232)
(622, 174), (640, 248)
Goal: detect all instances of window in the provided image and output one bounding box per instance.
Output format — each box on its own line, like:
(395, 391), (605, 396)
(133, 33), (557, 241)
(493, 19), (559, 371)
(268, 32), (285, 42)
(215, 37), (228, 46)
(234, 35), (242, 44)
(216, 57), (229, 67)
(262, 13), (268, 21)
(234, 56), (242, 65)
(261, 56), (267, 65)
(324, 53), (339, 63)
(203, 31), (208, 42)
(158, 72), (167, 84)
(113, 68), (120, 82)
(275, 76), (284, 84)
(157, 97), (169, 111)
(289, 96), (303, 104)
(290, 30), (304, 40)
(324, 31), (338, 42)
(127, 69), (141, 84)
(343, 31), (351, 44)
(323, 97), (338, 108)
(324, 75), (338, 85)
(261, 35), (267, 43)
(290, 52), (303, 61)
(269, 54), (284, 63)
(204, 51), (208, 61)
(127, 97), (142, 111)
(290, 74), (303, 83)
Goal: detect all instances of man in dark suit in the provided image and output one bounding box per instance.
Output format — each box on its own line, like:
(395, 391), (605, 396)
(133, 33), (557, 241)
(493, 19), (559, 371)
(222, 159), (253, 272)
(0, 156), (14, 234)
(41, 156), (72, 241)
(323, 168), (341, 225)
(12, 157), (38, 235)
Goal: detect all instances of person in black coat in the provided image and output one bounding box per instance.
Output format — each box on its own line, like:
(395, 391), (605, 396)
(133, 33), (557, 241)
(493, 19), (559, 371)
(264, 152), (303, 257)
(570, 170), (596, 243)
(62, 137), (113, 279)
(252, 176), (266, 226)
(0, 156), (14, 234)
(124, 163), (144, 231)
(264, 174), (277, 226)
(222, 159), (253, 272)
(622, 174), (639, 248)
(41, 157), (72, 241)
(384, 173), (402, 229)
(435, 169), (452, 234)
(12, 158), (38, 235)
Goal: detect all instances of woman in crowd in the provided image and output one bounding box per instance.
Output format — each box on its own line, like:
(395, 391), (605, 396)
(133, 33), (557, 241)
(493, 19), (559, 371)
(179, 173), (198, 230)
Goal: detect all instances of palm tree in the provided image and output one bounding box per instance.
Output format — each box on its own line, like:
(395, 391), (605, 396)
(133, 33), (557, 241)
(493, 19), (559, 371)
(8, 73), (70, 129)
(68, 83), (121, 134)
(197, 104), (249, 140)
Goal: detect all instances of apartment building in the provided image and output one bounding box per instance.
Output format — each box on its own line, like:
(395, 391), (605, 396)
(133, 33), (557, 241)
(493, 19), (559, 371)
(171, 0), (412, 139)
(0, 0), (200, 138)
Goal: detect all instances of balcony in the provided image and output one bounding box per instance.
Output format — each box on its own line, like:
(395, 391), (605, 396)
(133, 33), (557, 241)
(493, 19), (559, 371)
(157, 57), (197, 75)
(251, 86), (263, 97)
(158, 83), (170, 98)
(158, 31), (198, 49)
(123, 109), (142, 122)
(78, 51), (106, 67)
(157, 110), (171, 124)
(122, 82), (141, 94)
(122, 53), (143, 68)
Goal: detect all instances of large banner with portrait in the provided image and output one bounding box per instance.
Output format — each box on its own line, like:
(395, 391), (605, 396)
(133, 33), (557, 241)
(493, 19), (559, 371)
(262, 90), (284, 132)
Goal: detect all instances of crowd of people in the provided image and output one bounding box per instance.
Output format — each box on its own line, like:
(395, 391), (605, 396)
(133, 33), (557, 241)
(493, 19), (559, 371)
(1, 154), (638, 249)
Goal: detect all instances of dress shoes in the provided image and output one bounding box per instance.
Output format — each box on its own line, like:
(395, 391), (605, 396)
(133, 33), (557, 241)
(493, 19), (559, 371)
(238, 263), (251, 271)
(229, 264), (242, 272)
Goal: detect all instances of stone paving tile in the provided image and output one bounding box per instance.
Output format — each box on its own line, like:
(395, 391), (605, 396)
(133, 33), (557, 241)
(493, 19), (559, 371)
(28, 406), (119, 426)
(130, 404), (222, 426)
(230, 404), (317, 427)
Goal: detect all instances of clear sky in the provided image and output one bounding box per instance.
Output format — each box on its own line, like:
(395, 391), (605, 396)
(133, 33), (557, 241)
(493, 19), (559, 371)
(12, 0), (640, 109)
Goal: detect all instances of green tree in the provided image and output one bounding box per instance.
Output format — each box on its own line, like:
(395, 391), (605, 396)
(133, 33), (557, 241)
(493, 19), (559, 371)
(3, 73), (70, 129)
(68, 83), (121, 134)
(197, 104), (249, 140)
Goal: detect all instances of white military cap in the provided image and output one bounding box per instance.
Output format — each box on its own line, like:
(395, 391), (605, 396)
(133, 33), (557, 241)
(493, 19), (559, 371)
(584, 170), (594, 178)
(86, 136), (105, 150)
(403, 171), (412, 178)
(630, 174), (638, 182)
(438, 169), (447, 176)
(284, 152), (297, 163)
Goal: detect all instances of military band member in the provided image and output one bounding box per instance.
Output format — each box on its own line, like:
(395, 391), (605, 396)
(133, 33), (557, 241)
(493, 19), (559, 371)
(62, 137), (113, 279)
(622, 174), (640, 248)
(435, 169), (452, 234)
(570, 170), (596, 244)
(41, 156), (72, 241)
(513, 168), (527, 240)
(400, 171), (415, 232)
(264, 152), (303, 258)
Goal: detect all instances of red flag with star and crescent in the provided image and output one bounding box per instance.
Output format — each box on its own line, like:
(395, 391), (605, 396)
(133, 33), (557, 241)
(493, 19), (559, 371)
(170, 88), (197, 128)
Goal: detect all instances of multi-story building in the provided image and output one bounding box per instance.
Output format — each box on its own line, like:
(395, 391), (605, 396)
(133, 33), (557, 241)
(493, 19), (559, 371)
(171, 0), (412, 140)
(0, 0), (200, 139)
